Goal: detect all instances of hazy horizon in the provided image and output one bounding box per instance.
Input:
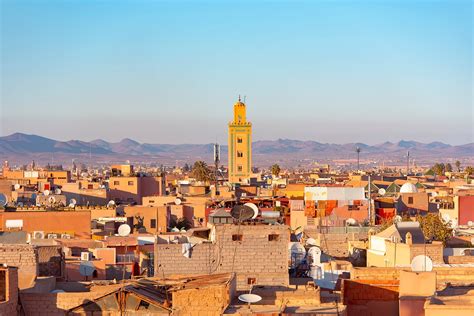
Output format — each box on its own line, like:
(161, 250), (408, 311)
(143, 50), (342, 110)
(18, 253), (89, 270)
(1, 0), (473, 145)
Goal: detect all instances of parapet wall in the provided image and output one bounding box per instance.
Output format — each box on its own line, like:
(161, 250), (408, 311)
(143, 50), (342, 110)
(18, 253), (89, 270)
(0, 244), (38, 289)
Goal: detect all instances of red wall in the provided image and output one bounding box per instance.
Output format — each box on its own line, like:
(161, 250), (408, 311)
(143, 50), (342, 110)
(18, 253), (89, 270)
(459, 196), (474, 225)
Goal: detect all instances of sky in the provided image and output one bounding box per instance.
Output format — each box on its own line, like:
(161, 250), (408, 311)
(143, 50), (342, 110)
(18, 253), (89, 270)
(1, 0), (472, 145)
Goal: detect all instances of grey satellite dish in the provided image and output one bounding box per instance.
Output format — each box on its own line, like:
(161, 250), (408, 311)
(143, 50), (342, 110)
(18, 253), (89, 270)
(244, 202), (259, 219)
(238, 293), (262, 306)
(175, 198), (182, 205)
(231, 205), (255, 221)
(0, 193), (7, 206)
(107, 200), (116, 208)
(43, 190), (50, 196)
(378, 188), (386, 196)
(394, 215), (402, 223)
(50, 289), (65, 293)
(70, 198), (77, 206)
(79, 261), (95, 277)
(54, 188), (62, 195)
(118, 224), (131, 237)
(411, 255), (433, 272)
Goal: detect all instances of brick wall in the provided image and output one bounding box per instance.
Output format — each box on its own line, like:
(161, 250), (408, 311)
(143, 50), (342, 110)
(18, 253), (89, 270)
(38, 246), (62, 277)
(0, 244), (38, 289)
(0, 267), (18, 316)
(445, 256), (474, 264)
(410, 243), (444, 264)
(172, 278), (236, 316)
(155, 224), (289, 290)
(304, 229), (368, 258)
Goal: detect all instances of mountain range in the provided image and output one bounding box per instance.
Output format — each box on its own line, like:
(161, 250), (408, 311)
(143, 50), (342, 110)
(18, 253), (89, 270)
(0, 133), (472, 166)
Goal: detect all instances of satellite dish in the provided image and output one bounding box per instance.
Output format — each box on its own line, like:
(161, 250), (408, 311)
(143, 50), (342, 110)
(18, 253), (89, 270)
(14, 183), (21, 190)
(289, 242), (307, 269)
(306, 238), (317, 247)
(231, 205), (255, 221)
(378, 188), (386, 196)
(171, 227), (180, 232)
(79, 261), (95, 277)
(68, 203), (75, 208)
(468, 221), (473, 228)
(107, 200), (116, 208)
(70, 198), (77, 206)
(244, 202), (259, 219)
(394, 215), (402, 223)
(175, 198), (182, 205)
(54, 188), (62, 195)
(50, 289), (65, 293)
(238, 293), (262, 304)
(431, 192), (439, 198)
(43, 190), (50, 196)
(118, 224), (131, 237)
(48, 196), (56, 204)
(0, 193), (7, 207)
(346, 218), (357, 226)
(411, 255), (433, 272)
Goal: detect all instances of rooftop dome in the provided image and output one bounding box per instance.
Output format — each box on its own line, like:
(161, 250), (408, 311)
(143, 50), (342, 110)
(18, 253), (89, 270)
(400, 182), (418, 194)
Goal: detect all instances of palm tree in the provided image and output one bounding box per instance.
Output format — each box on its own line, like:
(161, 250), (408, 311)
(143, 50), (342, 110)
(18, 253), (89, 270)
(465, 166), (474, 176)
(455, 160), (461, 172)
(191, 161), (211, 182)
(271, 164), (281, 177)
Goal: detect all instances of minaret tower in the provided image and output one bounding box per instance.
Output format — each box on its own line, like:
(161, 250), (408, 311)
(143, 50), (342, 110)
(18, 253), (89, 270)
(228, 96), (252, 184)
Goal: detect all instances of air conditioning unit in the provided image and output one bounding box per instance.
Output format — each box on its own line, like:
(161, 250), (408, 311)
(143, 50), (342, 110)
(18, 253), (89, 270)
(47, 233), (58, 239)
(61, 234), (71, 239)
(33, 231), (45, 239)
(81, 252), (91, 261)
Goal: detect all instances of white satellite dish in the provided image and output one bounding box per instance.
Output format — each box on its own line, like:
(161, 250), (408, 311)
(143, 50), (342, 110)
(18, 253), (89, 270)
(378, 188), (386, 196)
(54, 188), (62, 195)
(43, 190), (50, 196)
(118, 224), (131, 237)
(431, 192), (439, 198)
(411, 255), (433, 272)
(238, 293), (262, 304)
(394, 215), (403, 223)
(289, 242), (307, 269)
(79, 261), (95, 277)
(175, 198), (182, 205)
(68, 203), (75, 208)
(468, 221), (473, 228)
(14, 183), (21, 190)
(70, 198), (77, 206)
(50, 289), (65, 293)
(0, 193), (7, 207)
(346, 218), (357, 226)
(48, 196), (56, 204)
(107, 200), (116, 208)
(244, 202), (259, 219)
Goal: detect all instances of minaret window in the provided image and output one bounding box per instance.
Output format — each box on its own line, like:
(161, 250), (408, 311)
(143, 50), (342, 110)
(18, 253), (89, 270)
(237, 165), (243, 172)
(237, 137), (243, 143)
(237, 151), (243, 158)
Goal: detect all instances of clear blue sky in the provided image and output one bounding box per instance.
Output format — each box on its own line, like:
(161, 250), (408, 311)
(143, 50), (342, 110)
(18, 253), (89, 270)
(1, 0), (472, 145)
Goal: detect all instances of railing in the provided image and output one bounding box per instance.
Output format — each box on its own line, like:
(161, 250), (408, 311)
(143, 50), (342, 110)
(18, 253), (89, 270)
(116, 254), (137, 263)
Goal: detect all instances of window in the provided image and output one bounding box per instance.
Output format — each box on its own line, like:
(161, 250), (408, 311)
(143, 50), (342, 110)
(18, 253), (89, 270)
(268, 234), (280, 241)
(113, 181), (120, 185)
(408, 197), (414, 204)
(232, 234), (243, 241)
(150, 219), (156, 229)
(87, 184), (93, 189)
(128, 181), (134, 186)
(237, 165), (243, 172)
(237, 137), (243, 143)
(237, 151), (243, 158)
(247, 277), (256, 285)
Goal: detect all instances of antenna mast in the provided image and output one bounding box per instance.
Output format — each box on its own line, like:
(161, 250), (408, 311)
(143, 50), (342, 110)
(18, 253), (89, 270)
(213, 143), (220, 197)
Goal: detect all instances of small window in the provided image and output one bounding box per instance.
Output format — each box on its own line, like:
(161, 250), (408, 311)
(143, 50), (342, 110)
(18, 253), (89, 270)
(408, 197), (414, 204)
(87, 184), (93, 189)
(237, 165), (243, 172)
(149, 200), (155, 204)
(150, 219), (156, 229)
(128, 181), (134, 186)
(114, 181), (120, 185)
(247, 277), (256, 285)
(237, 151), (243, 158)
(232, 234), (243, 241)
(92, 270), (98, 278)
(237, 137), (243, 143)
(268, 234), (280, 241)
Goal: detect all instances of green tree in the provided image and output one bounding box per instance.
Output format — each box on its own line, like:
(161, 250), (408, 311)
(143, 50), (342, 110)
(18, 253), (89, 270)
(455, 160), (461, 172)
(271, 164), (281, 177)
(432, 163), (445, 176)
(415, 213), (452, 246)
(445, 163), (453, 173)
(465, 166), (474, 176)
(191, 161), (211, 182)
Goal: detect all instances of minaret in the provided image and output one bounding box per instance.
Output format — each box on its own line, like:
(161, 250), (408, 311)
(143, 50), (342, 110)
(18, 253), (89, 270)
(228, 96), (252, 184)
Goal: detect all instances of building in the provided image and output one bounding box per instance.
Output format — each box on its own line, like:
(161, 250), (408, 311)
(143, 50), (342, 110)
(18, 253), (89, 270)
(108, 175), (165, 204)
(228, 97), (252, 184)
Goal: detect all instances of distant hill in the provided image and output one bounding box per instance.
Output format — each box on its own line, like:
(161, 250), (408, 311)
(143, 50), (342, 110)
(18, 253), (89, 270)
(0, 133), (472, 165)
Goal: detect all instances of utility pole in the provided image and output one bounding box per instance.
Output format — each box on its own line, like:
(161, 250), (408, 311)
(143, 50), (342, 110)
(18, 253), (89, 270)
(406, 151), (410, 177)
(356, 147), (361, 172)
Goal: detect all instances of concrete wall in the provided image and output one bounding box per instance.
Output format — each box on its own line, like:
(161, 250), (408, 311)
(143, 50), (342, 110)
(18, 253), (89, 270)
(155, 224), (289, 290)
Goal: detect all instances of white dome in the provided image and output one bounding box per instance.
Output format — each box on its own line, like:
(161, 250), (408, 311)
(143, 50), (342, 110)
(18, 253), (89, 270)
(400, 182), (418, 193)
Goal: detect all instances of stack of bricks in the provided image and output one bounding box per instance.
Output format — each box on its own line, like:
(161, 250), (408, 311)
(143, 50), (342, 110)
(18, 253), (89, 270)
(0, 244), (38, 289)
(0, 267), (18, 316)
(155, 224), (289, 290)
(172, 279), (235, 316)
